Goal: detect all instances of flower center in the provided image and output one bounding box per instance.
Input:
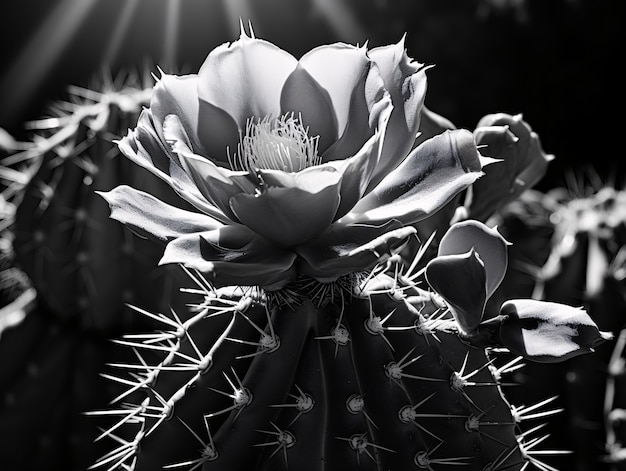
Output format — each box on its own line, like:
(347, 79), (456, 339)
(229, 113), (321, 172)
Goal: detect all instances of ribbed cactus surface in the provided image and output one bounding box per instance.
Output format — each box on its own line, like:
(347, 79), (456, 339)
(91, 265), (571, 471)
(493, 185), (626, 470)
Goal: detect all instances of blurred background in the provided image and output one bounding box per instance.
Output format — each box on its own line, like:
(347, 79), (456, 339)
(1, 0), (624, 188)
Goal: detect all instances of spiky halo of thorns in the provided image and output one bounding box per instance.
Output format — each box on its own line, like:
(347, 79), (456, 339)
(87, 239), (572, 471)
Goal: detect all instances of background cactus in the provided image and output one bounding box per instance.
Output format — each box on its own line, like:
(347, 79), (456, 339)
(491, 183), (626, 470)
(0, 71), (194, 470)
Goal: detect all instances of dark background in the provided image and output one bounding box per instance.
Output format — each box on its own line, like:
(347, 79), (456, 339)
(1, 0), (624, 187)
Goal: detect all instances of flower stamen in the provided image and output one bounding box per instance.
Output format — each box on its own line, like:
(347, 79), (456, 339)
(229, 113), (321, 172)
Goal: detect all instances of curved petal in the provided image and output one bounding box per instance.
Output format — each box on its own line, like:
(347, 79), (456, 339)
(300, 43), (389, 163)
(197, 31), (298, 162)
(97, 185), (222, 243)
(296, 221), (415, 282)
(229, 167), (342, 247)
(163, 116), (250, 221)
(469, 113), (554, 221)
(197, 100), (240, 165)
(437, 220), (510, 298)
(499, 299), (612, 363)
(344, 129), (484, 226)
(425, 249), (487, 334)
(150, 73), (205, 155)
(413, 106), (456, 148)
(366, 37), (428, 191)
(324, 125), (387, 220)
(117, 115), (228, 222)
(160, 226), (297, 289)
(280, 64), (338, 153)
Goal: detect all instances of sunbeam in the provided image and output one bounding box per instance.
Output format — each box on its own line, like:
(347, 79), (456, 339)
(311, 0), (366, 42)
(162, 0), (182, 70)
(0, 0), (99, 124)
(221, 0), (254, 37)
(102, 0), (141, 66)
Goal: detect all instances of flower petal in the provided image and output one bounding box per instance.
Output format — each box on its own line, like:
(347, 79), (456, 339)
(196, 100), (240, 166)
(498, 299), (613, 362)
(344, 129), (484, 226)
(297, 221), (415, 282)
(366, 37), (428, 190)
(229, 167), (342, 247)
(160, 226), (297, 289)
(280, 64), (338, 153)
(414, 106), (456, 147)
(325, 126), (387, 220)
(163, 118), (251, 222)
(197, 31), (298, 163)
(468, 113), (554, 221)
(118, 110), (228, 222)
(425, 248), (488, 334)
(97, 185), (222, 243)
(437, 220), (510, 298)
(150, 73), (204, 155)
(299, 43), (389, 163)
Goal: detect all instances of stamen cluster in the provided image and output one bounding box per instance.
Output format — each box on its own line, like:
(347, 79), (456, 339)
(229, 113), (321, 172)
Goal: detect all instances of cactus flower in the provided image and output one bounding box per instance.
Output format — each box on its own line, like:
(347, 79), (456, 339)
(99, 28), (486, 290)
(425, 220), (610, 361)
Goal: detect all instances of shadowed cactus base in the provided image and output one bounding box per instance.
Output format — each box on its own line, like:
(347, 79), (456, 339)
(93, 274), (540, 471)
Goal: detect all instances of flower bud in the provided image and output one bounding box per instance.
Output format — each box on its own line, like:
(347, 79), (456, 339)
(468, 113), (554, 221)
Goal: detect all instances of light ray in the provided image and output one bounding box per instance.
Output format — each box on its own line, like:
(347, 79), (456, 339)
(221, 0), (254, 38)
(102, 0), (141, 66)
(162, 0), (182, 70)
(0, 0), (99, 123)
(311, 0), (366, 43)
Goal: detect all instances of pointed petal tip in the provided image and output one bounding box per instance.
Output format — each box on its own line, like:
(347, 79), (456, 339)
(601, 331), (615, 341)
(479, 155), (502, 167)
